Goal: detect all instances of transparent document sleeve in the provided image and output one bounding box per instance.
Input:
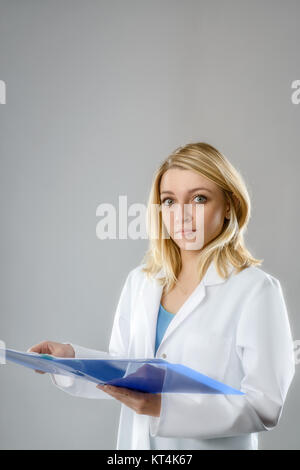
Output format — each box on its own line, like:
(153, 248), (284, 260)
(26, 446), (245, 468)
(50, 343), (114, 399)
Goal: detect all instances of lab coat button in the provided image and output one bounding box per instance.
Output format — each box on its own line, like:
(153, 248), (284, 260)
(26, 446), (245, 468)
(162, 353), (167, 358)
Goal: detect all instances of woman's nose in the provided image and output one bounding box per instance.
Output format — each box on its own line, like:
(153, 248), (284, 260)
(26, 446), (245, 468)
(174, 203), (193, 223)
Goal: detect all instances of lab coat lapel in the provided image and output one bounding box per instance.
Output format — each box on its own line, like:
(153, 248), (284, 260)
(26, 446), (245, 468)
(139, 271), (164, 358)
(140, 260), (235, 358)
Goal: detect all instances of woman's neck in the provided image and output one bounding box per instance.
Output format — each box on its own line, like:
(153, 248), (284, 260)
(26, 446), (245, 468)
(179, 249), (201, 278)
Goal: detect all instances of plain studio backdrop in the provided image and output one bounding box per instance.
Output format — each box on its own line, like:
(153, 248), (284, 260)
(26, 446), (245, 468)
(0, 0), (299, 450)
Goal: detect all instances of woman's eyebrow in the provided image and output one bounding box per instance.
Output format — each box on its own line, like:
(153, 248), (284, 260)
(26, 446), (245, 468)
(160, 187), (213, 196)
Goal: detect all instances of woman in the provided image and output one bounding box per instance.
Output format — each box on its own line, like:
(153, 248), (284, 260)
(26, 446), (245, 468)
(28, 142), (295, 450)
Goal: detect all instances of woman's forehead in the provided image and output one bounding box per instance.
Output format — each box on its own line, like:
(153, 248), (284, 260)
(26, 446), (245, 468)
(160, 168), (218, 193)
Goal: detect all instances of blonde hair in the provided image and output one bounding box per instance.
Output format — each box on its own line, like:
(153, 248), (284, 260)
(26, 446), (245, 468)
(141, 142), (263, 293)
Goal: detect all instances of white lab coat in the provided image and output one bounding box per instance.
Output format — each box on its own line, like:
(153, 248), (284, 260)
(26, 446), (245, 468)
(50, 260), (295, 450)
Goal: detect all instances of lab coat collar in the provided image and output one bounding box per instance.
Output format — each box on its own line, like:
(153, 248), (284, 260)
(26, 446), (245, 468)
(202, 259), (236, 286)
(140, 259), (235, 358)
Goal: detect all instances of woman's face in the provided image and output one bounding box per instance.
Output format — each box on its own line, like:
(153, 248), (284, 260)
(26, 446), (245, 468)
(159, 168), (230, 250)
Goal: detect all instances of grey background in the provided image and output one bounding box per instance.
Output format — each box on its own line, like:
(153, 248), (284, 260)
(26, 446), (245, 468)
(0, 0), (299, 450)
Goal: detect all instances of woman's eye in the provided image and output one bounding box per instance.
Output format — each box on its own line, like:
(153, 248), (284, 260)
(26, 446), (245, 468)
(161, 195), (207, 206)
(194, 194), (207, 203)
(162, 198), (173, 206)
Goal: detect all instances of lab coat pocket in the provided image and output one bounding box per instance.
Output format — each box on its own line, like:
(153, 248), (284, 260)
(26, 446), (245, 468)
(181, 332), (232, 383)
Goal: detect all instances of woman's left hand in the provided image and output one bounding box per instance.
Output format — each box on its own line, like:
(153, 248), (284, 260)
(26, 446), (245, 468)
(96, 384), (161, 417)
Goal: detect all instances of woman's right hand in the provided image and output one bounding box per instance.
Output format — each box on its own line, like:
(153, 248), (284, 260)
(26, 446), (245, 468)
(27, 340), (75, 374)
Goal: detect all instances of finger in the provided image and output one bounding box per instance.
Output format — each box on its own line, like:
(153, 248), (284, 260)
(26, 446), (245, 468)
(96, 385), (115, 393)
(96, 386), (141, 412)
(112, 387), (131, 397)
(27, 346), (39, 353)
(96, 385), (108, 392)
(97, 385), (132, 397)
(96, 385), (114, 392)
(96, 385), (120, 394)
(97, 387), (130, 405)
(106, 385), (143, 398)
(27, 342), (46, 354)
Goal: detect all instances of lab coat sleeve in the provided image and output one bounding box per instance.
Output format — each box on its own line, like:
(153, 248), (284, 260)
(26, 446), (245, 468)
(149, 276), (295, 439)
(49, 268), (134, 399)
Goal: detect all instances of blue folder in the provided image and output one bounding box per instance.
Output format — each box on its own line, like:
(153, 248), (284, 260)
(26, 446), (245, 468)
(1, 348), (245, 395)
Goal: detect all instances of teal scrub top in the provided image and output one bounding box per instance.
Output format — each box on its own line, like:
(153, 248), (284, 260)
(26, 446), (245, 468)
(154, 303), (175, 356)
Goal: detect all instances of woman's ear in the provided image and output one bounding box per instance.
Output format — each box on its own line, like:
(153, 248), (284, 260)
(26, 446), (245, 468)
(224, 193), (239, 220)
(224, 194), (231, 220)
(225, 204), (231, 220)
(232, 193), (240, 212)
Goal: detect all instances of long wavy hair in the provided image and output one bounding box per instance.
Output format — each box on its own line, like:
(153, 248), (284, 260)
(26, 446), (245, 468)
(141, 142), (263, 293)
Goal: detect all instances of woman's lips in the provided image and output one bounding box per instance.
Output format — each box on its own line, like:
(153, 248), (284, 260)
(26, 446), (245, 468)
(176, 229), (196, 237)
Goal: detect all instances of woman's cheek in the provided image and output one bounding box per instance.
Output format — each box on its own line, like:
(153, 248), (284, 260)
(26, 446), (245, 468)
(206, 209), (224, 237)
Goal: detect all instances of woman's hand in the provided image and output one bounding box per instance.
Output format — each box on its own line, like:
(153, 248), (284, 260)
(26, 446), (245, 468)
(96, 384), (161, 418)
(27, 340), (75, 374)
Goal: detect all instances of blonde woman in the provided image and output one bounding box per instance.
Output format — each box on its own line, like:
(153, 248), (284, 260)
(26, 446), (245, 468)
(28, 142), (295, 450)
